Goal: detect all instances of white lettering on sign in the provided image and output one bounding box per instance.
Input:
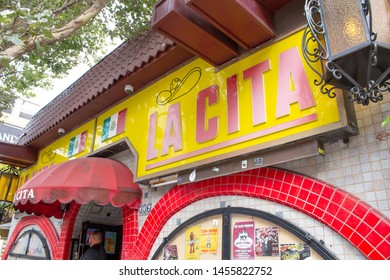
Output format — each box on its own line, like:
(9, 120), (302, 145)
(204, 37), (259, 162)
(0, 133), (19, 143)
(14, 189), (35, 201)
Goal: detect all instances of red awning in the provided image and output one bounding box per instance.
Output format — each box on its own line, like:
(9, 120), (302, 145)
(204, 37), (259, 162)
(13, 157), (142, 218)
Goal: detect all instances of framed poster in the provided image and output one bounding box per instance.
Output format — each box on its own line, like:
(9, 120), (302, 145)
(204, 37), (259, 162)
(163, 244), (178, 260)
(104, 231), (117, 254)
(280, 243), (311, 260)
(185, 225), (201, 260)
(233, 221), (255, 260)
(200, 227), (218, 253)
(255, 227), (279, 257)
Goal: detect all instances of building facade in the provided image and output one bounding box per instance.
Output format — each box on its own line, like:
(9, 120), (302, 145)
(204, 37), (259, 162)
(1, 0), (389, 260)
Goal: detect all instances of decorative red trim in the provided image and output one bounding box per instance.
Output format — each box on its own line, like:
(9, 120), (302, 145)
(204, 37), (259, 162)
(121, 205), (139, 260)
(134, 167), (390, 260)
(1, 215), (59, 260)
(54, 202), (81, 260)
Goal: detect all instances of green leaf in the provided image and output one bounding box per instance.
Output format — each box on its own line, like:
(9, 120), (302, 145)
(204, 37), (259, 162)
(382, 116), (390, 128)
(7, 34), (24, 47)
(35, 40), (43, 50)
(0, 0), (155, 112)
(43, 29), (53, 38)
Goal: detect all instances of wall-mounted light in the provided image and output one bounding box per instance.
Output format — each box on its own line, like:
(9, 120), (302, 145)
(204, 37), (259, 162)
(302, 0), (390, 105)
(150, 179), (178, 188)
(149, 174), (178, 188)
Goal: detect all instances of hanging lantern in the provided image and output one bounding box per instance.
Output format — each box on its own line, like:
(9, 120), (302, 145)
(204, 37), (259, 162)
(302, 0), (390, 105)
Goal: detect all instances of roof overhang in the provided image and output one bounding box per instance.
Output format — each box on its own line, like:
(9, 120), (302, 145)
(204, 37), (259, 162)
(19, 43), (193, 150)
(0, 142), (37, 168)
(4, 0), (301, 168)
(152, 0), (294, 66)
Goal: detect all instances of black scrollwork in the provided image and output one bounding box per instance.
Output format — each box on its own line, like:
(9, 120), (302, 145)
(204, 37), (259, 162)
(156, 67), (201, 105)
(302, 0), (390, 106)
(320, 84), (337, 99)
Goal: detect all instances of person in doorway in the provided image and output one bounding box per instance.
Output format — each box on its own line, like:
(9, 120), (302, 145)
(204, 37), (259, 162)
(80, 230), (107, 260)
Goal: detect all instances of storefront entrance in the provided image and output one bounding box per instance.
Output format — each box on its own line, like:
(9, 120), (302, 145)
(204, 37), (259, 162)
(69, 200), (125, 260)
(69, 221), (122, 260)
(153, 207), (336, 260)
(2, 157), (141, 260)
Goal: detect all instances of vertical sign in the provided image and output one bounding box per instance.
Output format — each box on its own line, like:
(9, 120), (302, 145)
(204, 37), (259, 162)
(185, 225), (201, 260)
(233, 221), (255, 260)
(255, 227), (279, 257)
(200, 227), (218, 253)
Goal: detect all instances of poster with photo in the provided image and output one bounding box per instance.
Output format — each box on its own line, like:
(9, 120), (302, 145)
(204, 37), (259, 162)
(163, 244), (178, 260)
(185, 225), (201, 260)
(104, 231), (117, 254)
(233, 221), (255, 260)
(200, 227), (218, 253)
(280, 243), (311, 260)
(255, 227), (279, 257)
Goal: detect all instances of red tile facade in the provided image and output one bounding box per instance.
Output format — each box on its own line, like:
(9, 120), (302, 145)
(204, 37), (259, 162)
(3, 167), (389, 260)
(133, 167), (389, 260)
(53, 202), (81, 260)
(1, 215), (59, 260)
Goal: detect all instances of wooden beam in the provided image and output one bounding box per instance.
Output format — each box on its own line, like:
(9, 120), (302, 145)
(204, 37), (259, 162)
(0, 142), (37, 168)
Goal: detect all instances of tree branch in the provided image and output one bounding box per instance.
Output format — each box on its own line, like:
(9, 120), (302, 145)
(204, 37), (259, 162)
(0, 70), (17, 78)
(1, 0), (110, 64)
(52, 0), (83, 17)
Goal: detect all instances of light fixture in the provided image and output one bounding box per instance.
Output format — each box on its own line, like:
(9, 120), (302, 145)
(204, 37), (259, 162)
(149, 174), (178, 188)
(150, 179), (178, 188)
(302, 0), (390, 105)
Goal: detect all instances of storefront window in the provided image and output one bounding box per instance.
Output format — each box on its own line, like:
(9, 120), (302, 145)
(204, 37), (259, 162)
(230, 214), (319, 260)
(7, 229), (51, 260)
(153, 207), (336, 260)
(159, 215), (222, 260)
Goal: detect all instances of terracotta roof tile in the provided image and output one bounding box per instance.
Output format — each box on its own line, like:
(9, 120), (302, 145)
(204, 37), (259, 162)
(18, 30), (176, 146)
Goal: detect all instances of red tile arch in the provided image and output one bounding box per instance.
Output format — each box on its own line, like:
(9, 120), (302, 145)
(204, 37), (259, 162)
(121, 205), (139, 260)
(1, 215), (59, 260)
(54, 202), (81, 260)
(133, 167), (390, 260)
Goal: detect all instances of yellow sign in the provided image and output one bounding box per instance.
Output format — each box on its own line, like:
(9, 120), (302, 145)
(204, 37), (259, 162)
(185, 225), (201, 260)
(200, 227), (218, 254)
(24, 29), (345, 182)
(93, 29), (340, 180)
(0, 167), (19, 203)
(19, 120), (95, 185)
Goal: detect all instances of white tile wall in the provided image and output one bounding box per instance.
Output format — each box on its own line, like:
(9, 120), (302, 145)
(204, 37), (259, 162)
(278, 95), (390, 217)
(116, 94), (389, 260)
(72, 202), (123, 239)
(148, 196), (366, 260)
